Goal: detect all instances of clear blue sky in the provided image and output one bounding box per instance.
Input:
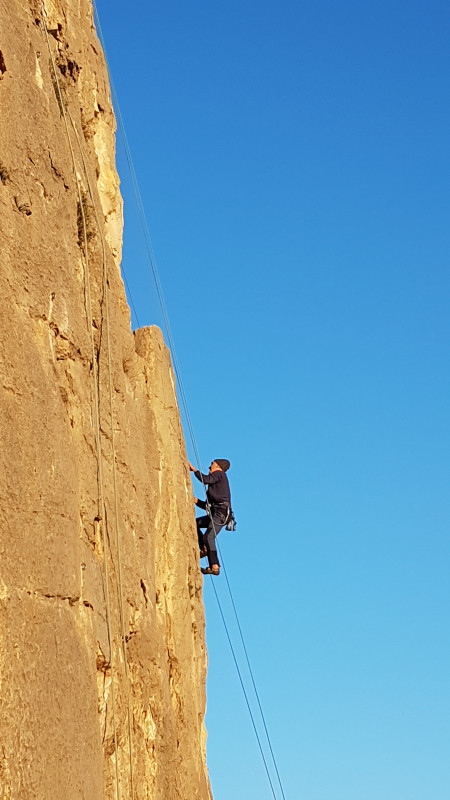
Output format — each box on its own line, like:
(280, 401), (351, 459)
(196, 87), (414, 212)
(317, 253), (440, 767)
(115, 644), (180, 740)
(95, 2), (450, 798)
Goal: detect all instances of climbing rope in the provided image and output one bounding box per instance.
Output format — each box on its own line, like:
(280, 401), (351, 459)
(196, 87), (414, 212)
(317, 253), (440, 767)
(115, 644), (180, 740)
(209, 579), (279, 800)
(41, 5), (135, 798)
(68, 116), (136, 800)
(92, 4), (288, 799)
(192, 476), (286, 800)
(215, 539), (287, 800)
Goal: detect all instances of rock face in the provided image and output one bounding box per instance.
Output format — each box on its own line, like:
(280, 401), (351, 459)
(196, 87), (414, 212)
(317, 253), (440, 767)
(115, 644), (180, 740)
(0, 2), (211, 798)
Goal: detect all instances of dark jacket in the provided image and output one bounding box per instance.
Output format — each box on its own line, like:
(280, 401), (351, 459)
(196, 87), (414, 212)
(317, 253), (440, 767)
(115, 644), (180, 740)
(194, 469), (231, 510)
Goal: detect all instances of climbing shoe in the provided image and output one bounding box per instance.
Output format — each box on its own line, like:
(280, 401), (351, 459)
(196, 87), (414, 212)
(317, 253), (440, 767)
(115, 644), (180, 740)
(199, 548), (208, 558)
(201, 566), (220, 576)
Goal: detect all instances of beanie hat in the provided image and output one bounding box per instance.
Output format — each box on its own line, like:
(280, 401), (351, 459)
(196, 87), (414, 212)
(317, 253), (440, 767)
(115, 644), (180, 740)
(214, 458), (230, 472)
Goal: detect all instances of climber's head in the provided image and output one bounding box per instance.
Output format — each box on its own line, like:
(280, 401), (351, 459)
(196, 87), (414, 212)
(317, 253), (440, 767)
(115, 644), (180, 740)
(210, 459), (230, 473)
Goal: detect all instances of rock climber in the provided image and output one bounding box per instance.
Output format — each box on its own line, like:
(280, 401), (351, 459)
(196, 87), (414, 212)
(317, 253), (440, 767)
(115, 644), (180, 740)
(189, 459), (232, 576)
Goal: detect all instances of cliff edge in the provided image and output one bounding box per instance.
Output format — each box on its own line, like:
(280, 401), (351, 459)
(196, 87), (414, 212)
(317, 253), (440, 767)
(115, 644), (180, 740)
(0, 1), (211, 798)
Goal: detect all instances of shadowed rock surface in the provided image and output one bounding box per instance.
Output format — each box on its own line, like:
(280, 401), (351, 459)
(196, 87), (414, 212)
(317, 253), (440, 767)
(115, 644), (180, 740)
(0, 1), (211, 797)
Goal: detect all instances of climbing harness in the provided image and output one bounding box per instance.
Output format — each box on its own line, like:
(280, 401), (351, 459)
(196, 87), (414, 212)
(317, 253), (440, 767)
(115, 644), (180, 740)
(210, 502), (237, 531)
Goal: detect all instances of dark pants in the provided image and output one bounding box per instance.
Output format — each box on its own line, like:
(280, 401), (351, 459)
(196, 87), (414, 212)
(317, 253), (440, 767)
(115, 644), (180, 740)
(196, 508), (227, 568)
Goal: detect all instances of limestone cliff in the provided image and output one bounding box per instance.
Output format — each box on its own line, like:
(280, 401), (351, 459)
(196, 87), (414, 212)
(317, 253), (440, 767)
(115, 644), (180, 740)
(0, 2), (212, 798)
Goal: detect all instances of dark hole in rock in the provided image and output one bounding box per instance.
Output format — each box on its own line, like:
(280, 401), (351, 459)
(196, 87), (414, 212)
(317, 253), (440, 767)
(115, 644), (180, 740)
(0, 160), (9, 182)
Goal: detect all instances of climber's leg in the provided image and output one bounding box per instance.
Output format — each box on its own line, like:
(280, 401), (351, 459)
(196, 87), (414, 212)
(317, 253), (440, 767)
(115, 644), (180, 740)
(196, 515), (209, 551)
(204, 516), (225, 569)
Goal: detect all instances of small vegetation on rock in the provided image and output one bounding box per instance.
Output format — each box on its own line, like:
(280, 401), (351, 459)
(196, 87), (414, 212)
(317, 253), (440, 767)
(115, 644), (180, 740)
(77, 190), (97, 249)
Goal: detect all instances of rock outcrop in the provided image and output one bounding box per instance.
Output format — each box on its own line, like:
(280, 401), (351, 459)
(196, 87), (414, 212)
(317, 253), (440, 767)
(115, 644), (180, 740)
(0, 2), (211, 798)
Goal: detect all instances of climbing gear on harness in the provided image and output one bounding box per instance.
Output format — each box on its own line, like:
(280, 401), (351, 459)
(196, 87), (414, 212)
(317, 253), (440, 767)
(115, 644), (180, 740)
(226, 511), (237, 532)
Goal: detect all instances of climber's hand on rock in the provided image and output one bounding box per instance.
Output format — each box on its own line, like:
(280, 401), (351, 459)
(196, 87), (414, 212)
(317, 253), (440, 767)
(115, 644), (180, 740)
(193, 497), (198, 505)
(189, 462), (196, 472)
